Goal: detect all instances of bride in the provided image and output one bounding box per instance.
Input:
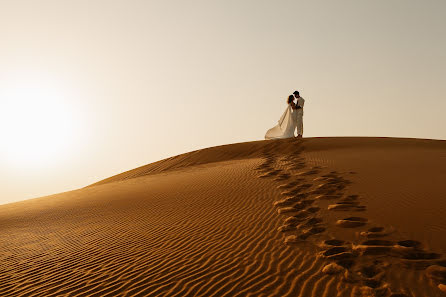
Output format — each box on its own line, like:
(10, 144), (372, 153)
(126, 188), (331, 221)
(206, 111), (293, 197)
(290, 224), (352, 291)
(265, 95), (299, 140)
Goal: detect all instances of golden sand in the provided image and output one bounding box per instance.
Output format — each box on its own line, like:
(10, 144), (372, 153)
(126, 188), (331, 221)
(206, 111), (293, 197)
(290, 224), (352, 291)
(1, 137), (445, 296)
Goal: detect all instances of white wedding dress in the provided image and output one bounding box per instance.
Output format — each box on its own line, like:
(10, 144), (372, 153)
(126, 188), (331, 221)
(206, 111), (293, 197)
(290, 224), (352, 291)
(265, 105), (298, 139)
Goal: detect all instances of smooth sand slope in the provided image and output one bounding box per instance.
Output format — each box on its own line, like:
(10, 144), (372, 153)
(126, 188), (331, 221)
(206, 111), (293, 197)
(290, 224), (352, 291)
(1, 137), (445, 297)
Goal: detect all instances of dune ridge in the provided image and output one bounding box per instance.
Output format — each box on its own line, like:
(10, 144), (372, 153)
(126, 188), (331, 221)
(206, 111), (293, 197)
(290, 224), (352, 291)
(1, 137), (445, 296)
(89, 137), (445, 187)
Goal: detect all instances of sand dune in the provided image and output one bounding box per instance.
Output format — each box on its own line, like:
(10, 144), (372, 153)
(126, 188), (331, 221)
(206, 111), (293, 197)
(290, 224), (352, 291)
(1, 137), (445, 296)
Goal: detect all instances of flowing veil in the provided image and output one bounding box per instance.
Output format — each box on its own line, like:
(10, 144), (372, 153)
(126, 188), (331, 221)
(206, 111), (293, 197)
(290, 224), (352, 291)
(265, 105), (297, 139)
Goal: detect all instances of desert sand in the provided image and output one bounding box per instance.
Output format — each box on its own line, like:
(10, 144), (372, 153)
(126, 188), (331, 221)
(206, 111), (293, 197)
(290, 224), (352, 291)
(1, 137), (445, 297)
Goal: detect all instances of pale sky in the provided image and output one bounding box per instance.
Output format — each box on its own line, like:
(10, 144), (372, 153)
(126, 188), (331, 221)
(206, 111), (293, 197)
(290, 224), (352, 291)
(0, 0), (445, 205)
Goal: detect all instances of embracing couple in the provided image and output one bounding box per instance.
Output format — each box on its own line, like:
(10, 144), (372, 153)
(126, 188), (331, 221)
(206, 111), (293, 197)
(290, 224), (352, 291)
(265, 90), (305, 140)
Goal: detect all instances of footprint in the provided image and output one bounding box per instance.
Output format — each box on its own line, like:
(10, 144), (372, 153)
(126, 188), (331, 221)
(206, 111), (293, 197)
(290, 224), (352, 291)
(274, 173), (291, 181)
(396, 240), (422, 248)
(298, 226), (326, 239)
(308, 226), (326, 234)
(316, 183), (338, 190)
(323, 246), (349, 256)
(295, 192), (312, 200)
(401, 252), (443, 269)
(259, 169), (282, 178)
(284, 216), (303, 225)
(397, 246), (444, 269)
(346, 194), (360, 200)
(313, 183), (336, 191)
(335, 196), (359, 204)
(311, 187), (340, 196)
(336, 217), (368, 228)
(323, 239), (346, 247)
(352, 261), (390, 293)
(273, 199), (293, 207)
(277, 181), (300, 190)
(315, 194), (342, 200)
(292, 210), (311, 220)
(360, 226), (394, 238)
(255, 164), (270, 171)
(340, 199), (360, 205)
(277, 207), (297, 214)
(277, 224), (295, 232)
(401, 251), (441, 260)
(303, 217), (323, 226)
(326, 176), (347, 183)
(322, 247), (356, 261)
(337, 183), (349, 190)
(328, 203), (366, 211)
(281, 188), (303, 197)
(337, 258), (356, 269)
(292, 200), (315, 211)
(299, 199), (315, 206)
(257, 168), (272, 174)
(357, 263), (385, 278)
(322, 172), (340, 178)
(273, 196), (301, 207)
(299, 183), (313, 190)
(298, 169), (320, 176)
(306, 206), (320, 213)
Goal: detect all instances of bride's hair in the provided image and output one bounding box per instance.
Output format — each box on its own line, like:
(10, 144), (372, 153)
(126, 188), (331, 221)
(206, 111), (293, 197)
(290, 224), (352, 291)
(287, 95), (294, 104)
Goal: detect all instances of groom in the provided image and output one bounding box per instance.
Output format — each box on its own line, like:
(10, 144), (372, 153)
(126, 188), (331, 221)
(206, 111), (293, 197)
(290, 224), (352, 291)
(293, 90), (305, 138)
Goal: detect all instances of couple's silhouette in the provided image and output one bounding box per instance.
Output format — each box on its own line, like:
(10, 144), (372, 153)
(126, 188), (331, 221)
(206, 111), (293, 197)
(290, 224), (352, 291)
(265, 90), (305, 140)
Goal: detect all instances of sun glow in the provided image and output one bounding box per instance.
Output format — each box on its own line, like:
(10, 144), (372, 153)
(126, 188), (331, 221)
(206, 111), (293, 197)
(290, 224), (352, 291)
(0, 78), (83, 170)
